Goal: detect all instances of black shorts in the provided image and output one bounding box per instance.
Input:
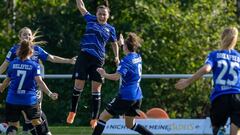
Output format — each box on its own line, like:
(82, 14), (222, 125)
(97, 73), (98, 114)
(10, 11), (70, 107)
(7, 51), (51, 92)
(72, 51), (104, 83)
(210, 94), (240, 128)
(5, 103), (41, 122)
(106, 97), (142, 117)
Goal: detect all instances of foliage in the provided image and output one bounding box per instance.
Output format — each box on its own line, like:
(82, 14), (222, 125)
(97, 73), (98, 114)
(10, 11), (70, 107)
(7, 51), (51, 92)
(0, 0), (238, 125)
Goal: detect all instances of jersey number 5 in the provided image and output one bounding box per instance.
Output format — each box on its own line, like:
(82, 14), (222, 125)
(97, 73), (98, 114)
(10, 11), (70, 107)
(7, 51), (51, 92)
(216, 60), (239, 86)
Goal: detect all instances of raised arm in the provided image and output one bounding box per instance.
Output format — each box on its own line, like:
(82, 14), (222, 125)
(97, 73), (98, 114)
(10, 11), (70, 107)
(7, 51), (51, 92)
(97, 68), (120, 81)
(76, 0), (88, 16)
(0, 61), (9, 74)
(35, 76), (58, 100)
(47, 54), (76, 65)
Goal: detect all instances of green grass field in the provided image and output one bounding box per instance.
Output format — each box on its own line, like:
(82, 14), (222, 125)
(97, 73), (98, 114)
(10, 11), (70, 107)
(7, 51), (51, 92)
(15, 126), (210, 135)
(50, 126), (92, 135)
(48, 126), (205, 135)
(49, 126), (149, 135)
(49, 126), (132, 135)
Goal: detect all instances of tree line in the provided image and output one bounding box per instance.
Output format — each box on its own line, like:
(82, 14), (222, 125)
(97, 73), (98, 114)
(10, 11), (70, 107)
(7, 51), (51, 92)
(0, 0), (239, 125)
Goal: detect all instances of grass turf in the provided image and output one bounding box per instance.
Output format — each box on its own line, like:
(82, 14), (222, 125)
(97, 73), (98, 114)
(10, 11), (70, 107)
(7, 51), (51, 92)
(50, 126), (92, 135)
(49, 126), (136, 135)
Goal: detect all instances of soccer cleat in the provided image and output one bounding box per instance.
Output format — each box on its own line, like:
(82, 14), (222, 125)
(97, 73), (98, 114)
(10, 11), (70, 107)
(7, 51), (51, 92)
(217, 126), (226, 135)
(67, 112), (76, 124)
(90, 119), (98, 129)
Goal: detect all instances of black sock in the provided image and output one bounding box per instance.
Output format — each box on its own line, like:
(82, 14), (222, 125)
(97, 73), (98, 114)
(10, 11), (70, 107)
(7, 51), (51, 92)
(91, 92), (101, 119)
(92, 120), (106, 135)
(6, 126), (18, 134)
(22, 122), (31, 132)
(30, 128), (37, 135)
(71, 87), (82, 112)
(23, 122), (36, 135)
(131, 123), (154, 135)
(35, 123), (48, 135)
(41, 111), (50, 133)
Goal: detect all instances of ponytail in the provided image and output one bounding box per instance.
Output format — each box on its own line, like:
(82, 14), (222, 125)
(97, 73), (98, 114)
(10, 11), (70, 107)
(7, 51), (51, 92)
(17, 40), (33, 60)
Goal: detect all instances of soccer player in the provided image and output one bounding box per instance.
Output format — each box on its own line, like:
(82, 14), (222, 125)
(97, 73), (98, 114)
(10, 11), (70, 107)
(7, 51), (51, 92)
(0, 39), (58, 135)
(68, 0), (119, 128)
(92, 33), (154, 135)
(0, 27), (76, 135)
(175, 27), (240, 135)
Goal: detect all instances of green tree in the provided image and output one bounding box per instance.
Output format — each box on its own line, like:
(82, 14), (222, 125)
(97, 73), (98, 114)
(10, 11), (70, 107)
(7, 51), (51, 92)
(0, 0), (238, 125)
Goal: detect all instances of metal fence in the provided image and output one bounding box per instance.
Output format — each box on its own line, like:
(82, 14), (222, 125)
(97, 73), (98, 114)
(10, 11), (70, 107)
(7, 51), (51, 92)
(0, 74), (213, 79)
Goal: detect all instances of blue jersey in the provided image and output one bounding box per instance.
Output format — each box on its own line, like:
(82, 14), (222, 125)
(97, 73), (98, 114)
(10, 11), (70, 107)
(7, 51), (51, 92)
(117, 53), (143, 100)
(80, 12), (117, 61)
(6, 44), (49, 63)
(6, 58), (41, 105)
(205, 49), (240, 102)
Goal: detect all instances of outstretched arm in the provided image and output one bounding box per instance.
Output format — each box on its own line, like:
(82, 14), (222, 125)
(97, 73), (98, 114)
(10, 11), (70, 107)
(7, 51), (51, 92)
(97, 68), (120, 81)
(0, 61), (9, 74)
(0, 77), (10, 93)
(47, 54), (76, 65)
(175, 64), (212, 90)
(35, 76), (58, 100)
(76, 0), (88, 16)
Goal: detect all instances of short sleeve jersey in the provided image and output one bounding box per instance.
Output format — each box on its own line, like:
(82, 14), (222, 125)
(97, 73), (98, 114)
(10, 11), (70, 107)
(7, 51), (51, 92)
(6, 44), (49, 63)
(80, 12), (117, 61)
(6, 58), (41, 105)
(117, 52), (143, 100)
(205, 49), (240, 102)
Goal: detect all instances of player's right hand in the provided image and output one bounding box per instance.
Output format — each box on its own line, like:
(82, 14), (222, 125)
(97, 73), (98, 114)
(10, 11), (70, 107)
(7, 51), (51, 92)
(50, 93), (58, 100)
(96, 68), (106, 76)
(175, 79), (189, 90)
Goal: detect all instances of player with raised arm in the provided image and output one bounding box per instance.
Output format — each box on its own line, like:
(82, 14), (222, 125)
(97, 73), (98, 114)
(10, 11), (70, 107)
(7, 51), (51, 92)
(92, 33), (154, 135)
(0, 39), (58, 135)
(175, 27), (240, 135)
(68, 0), (119, 128)
(0, 27), (76, 135)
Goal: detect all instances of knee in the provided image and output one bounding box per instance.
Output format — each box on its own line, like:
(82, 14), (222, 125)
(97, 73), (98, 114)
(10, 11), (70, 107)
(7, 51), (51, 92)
(99, 110), (112, 121)
(74, 80), (84, 89)
(31, 118), (42, 126)
(125, 122), (134, 129)
(8, 122), (19, 128)
(74, 85), (83, 90)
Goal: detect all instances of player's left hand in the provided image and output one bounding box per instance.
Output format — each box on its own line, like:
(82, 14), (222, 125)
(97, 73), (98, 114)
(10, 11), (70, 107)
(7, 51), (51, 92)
(114, 57), (120, 65)
(70, 56), (77, 65)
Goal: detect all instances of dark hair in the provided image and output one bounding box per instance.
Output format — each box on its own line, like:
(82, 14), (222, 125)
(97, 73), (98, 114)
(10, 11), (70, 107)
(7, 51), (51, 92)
(17, 40), (33, 60)
(125, 33), (142, 52)
(96, 5), (110, 13)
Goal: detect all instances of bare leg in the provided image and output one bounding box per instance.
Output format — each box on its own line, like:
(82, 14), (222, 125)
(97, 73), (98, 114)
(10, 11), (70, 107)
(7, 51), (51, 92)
(230, 123), (240, 135)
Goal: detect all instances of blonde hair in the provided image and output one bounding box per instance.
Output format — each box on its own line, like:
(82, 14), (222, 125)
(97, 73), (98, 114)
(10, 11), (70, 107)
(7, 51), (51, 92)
(18, 27), (47, 45)
(221, 27), (238, 50)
